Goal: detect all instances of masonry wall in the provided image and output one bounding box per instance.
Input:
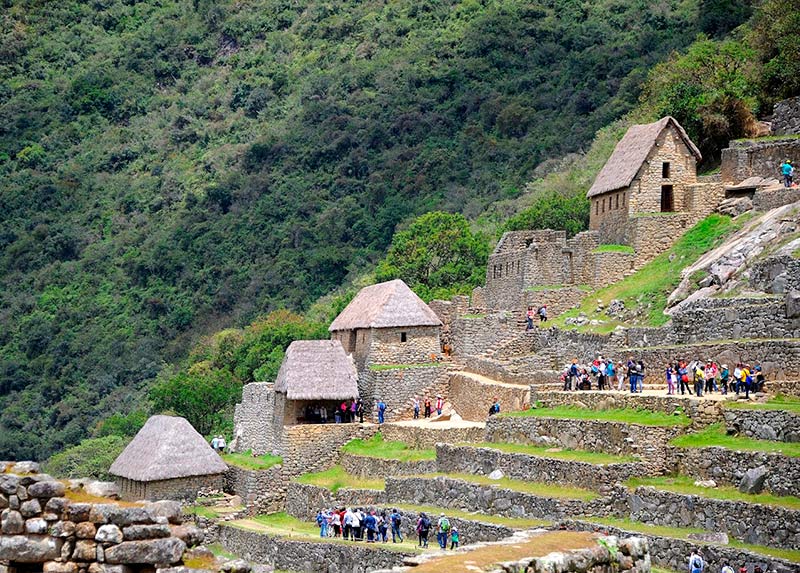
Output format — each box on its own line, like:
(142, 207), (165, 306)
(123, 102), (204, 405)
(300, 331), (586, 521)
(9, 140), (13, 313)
(378, 423), (484, 449)
(522, 287), (586, 319)
(723, 408), (800, 442)
(364, 365), (445, 422)
(636, 127), (698, 213)
(591, 250), (636, 288)
(340, 454), (437, 478)
(451, 313), (517, 357)
(590, 190), (631, 244)
(750, 255), (800, 294)
(753, 186), (800, 211)
(223, 466), (286, 515)
(427, 296), (468, 353)
(449, 372), (529, 421)
(773, 96), (800, 135)
(684, 180), (725, 218)
(233, 382), (279, 456)
(721, 137), (800, 184)
(281, 423), (377, 476)
(627, 213), (691, 266)
(367, 326), (441, 366)
(117, 474), (223, 502)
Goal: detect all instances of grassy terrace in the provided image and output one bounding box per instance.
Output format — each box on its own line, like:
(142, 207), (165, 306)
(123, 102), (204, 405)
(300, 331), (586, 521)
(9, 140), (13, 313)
(229, 513), (422, 553)
(627, 475), (800, 510)
(369, 363), (440, 371)
(464, 442), (639, 464)
(586, 517), (800, 563)
(726, 394), (800, 413)
(222, 451), (283, 471)
(504, 405), (690, 427)
(295, 465), (385, 492)
(392, 503), (550, 529)
(672, 423), (800, 457)
(414, 473), (599, 501)
(591, 244), (635, 254)
(341, 433), (435, 461)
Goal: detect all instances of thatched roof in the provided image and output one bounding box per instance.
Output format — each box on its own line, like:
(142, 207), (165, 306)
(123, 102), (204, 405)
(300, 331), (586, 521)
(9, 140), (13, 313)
(109, 415), (226, 481)
(587, 117), (702, 198)
(329, 279), (442, 332)
(274, 340), (359, 400)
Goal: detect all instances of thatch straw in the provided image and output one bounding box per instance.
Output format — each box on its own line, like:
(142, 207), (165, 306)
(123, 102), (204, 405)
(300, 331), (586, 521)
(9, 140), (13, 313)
(587, 117), (701, 198)
(274, 340), (359, 400)
(329, 279), (442, 332)
(109, 415), (226, 481)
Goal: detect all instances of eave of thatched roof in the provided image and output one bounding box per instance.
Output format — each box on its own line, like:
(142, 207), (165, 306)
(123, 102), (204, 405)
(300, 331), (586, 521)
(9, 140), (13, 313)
(587, 117), (702, 198)
(109, 415), (226, 482)
(274, 340), (359, 400)
(329, 279), (442, 332)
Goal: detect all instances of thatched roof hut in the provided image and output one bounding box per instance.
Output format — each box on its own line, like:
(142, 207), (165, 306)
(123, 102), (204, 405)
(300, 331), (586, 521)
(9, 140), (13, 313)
(587, 116), (701, 198)
(110, 415), (226, 482)
(275, 340), (358, 400)
(329, 279), (442, 332)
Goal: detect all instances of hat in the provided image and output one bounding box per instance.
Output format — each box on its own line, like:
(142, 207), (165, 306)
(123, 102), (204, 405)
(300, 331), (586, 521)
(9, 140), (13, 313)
(440, 512), (445, 516)
(721, 364), (728, 369)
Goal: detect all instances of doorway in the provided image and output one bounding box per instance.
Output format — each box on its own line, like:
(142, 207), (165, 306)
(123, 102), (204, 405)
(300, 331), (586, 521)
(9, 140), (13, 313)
(660, 185), (674, 212)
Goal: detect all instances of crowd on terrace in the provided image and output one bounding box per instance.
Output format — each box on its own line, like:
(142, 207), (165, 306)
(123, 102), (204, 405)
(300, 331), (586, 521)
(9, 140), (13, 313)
(561, 356), (766, 397)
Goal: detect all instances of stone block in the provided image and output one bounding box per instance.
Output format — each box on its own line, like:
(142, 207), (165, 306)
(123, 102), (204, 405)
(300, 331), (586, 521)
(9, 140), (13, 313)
(145, 501), (182, 525)
(96, 524), (124, 544)
(44, 561), (79, 573)
(0, 535), (63, 562)
(20, 498), (42, 518)
(17, 485), (29, 501)
(51, 520), (77, 537)
(84, 482), (120, 500)
(0, 475), (19, 495)
(72, 539), (97, 561)
(45, 496), (70, 515)
(25, 517), (49, 534)
(104, 538), (186, 566)
(9, 495), (19, 510)
(122, 524), (171, 541)
(787, 290), (800, 319)
(66, 503), (92, 523)
(169, 525), (203, 547)
(739, 465), (768, 494)
(0, 494), (7, 510)
(76, 521), (97, 539)
(90, 505), (153, 526)
(11, 461), (41, 474)
(1, 509), (25, 534)
(28, 481), (67, 499)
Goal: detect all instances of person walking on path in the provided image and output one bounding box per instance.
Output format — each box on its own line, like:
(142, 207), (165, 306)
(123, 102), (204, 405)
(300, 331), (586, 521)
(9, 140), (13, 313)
(450, 527), (460, 550)
(377, 399), (387, 424)
(781, 159), (794, 188)
(357, 398), (364, 423)
(416, 513), (430, 548)
(436, 513), (450, 549)
(413, 396), (420, 419)
(526, 306), (535, 331)
(488, 397), (500, 416)
(390, 509), (403, 543)
(689, 549), (705, 573)
(435, 395), (444, 416)
(424, 396), (432, 418)
(538, 305), (547, 322)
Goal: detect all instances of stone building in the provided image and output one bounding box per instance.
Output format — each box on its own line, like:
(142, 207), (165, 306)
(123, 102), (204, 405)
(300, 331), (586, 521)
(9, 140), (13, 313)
(109, 415), (227, 501)
(329, 279), (443, 370)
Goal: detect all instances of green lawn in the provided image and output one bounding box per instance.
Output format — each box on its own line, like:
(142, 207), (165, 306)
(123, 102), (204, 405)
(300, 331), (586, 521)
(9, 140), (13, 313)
(592, 244), (635, 254)
(586, 517), (800, 563)
(369, 363), (440, 371)
(222, 451), (283, 471)
(671, 423), (800, 457)
(415, 473), (598, 501)
(554, 214), (740, 329)
(466, 442), (639, 464)
(184, 505), (220, 519)
(504, 405), (690, 427)
(627, 475), (800, 510)
(342, 433), (435, 462)
(295, 465), (385, 493)
(726, 394), (800, 414)
(392, 503), (551, 529)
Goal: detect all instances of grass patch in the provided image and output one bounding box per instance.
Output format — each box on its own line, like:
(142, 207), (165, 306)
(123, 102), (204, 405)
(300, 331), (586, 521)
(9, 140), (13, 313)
(206, 543), (236, 560)
(369, 363), (440, 371)
(342, 433), (435, 462)
(462, 313), (487, 319)
(587, 517), (800, 563)
(184, 505), (221, 519)
(671, 423), (800, 457)
(592, 244), (635, 254)
(466, 442), (639, 464)
(504, 405), (690, 427)
(554, 214), (739, 329)
(733, 133), (800, 143)
(295, 465), (385, 493)
(222, 451), (283, 471)
(726, 394), (800, 414)
(416, 472), (598, 501)
(627, 475), (800, 510)
(392, 503), (551, 529)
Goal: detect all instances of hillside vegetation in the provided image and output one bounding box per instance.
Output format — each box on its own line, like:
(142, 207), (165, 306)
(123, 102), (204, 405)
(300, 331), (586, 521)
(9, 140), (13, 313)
(1, 0), (724, 459)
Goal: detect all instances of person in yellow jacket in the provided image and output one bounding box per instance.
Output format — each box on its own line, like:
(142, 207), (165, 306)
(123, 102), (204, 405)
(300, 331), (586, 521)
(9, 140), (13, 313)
(693, 364), (705, 397)
(739, 364), (751, 398)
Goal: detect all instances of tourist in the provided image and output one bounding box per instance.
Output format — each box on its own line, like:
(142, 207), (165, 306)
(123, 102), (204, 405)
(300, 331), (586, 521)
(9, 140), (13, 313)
(210, 435), (219, 451)
(742, 364), (752, 398)
(488, 397), (500, 416)
(679, 361), (692, 395)
(377, 399), (387, 424)
(343, 508), (354, 540)
(720, 565), (734, 573)
(357, 398), (364, 423)
(578, 368), (591, 390)
(353, 508), (363, 541)
(781, 159), (794, 188)
(331, 509), (342, 537)
(720, 364), (730, 394)
(538, 305), (547, 322)
(754, 364), (765, 393)
(705, 361), (717, 394)
(636, 361), (645, 392)
(597, 359), (606, 391)
(320, 405), (328, 423)
(413, 396), (420, 419)
(616, 361), (625, 391)
(450, 526), (460, 550)
(436, 395), (444, 416)
(316, 509), (329, 537)
(688, 549), (705, 573)
(218, 435), (227, 452)
(417, 512), (431, 548)
(569, 358), (579, 391)
(436, 513), (450, 549)
(526, 306), (535, 331)
(424, 396), (432, 418)
(350, 399), (358, 423)
(363, 510), (377, 542)
(606, 360), (615, 390)
(693, 363), (705, 397)
(378, 510), (389, 542)
(340, 401), (348, 422)
(628, 362), (637, 394)
(666, 364), (675, 395)
(390, 508), (403, 543)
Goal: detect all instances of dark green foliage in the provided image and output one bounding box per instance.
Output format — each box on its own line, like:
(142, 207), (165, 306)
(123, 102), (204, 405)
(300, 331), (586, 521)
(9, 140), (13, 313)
(504, 191), (590, 237)
(43, 436), (129, 481)
(750, 0), (800, 104)
(0, 0), (719, 459)
(375, 212), (490, 301)
(93, 411), (148, 438)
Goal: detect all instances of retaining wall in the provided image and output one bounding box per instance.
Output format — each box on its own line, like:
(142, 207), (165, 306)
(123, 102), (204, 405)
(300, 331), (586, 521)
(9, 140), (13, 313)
(449, 372), (530, 422)
(282, 423), (377, 476)
(340, 454), (437, 478)
(223, 465), (286, 514)
(724, 408), (800, 442)
(379, 423), (484, 449)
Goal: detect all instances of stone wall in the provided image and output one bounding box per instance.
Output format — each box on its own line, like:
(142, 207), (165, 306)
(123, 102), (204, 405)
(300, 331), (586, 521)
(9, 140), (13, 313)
(628, 213), (692, 266)
(222, 466), (286, 515)
(671, 446), (800, 496)
(563, 519), (799, 573)
(753, 186), (800, 211)
(384, 476), (620, 520)
(281, 423), (377, 476)
(591, 250), (636, 288)
(451, 313), (516, 357)
(117, 474), (224, 503)
(428, 296), (469, 353)
(721, 137), (800, 184)
(218, 524), (410, 573)
(521, 287), (587, 320)
(449, 373), (530, 422)
(750, 255), (800, 295)
(364, 365), (446, 423)
(772, 96), (800, 136)
(486, 410), (685, 467)
(723, 408), (800, 442)
(378, 423), (484, 449)
(232, 382), (279, 456)
(436, 444), (650, 494)
(590, 191), (631, 245)
(367, 326), (442, 366)
(629, 486), (800, 549)
(0, 470), (198, 573)
(340, 454), (437, 478)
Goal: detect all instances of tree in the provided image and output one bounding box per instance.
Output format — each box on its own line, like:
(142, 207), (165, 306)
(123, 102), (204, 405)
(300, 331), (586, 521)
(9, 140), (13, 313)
(375, 212), (489, 300)
(503, 191), (590, 237)
(44, 436), (129, 481)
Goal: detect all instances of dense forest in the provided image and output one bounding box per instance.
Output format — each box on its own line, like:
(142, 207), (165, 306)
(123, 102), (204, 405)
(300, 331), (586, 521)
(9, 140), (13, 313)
(1, 0), (792, 460)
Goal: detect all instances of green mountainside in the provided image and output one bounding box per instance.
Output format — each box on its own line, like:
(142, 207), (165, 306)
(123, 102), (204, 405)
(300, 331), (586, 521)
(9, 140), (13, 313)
(0, 0), (788, 460)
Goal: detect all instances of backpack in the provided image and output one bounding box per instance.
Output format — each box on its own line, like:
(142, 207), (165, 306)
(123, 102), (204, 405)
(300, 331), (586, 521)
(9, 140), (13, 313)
(691, 556), (703, 570)
(420, 516), (430, 532)
(391, 513), (401, 526)
(440, 517), (450, 532)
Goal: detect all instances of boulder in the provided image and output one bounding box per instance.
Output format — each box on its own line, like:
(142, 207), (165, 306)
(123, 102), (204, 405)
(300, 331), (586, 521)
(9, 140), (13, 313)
(0, 475), (20, 495)
(739, 465), (768, 494)
(72, 539), (97, 561)
(76, 521), (98, 539)
(1, 509), (25, 534)
(44, 561), (79, 573)
(105, 538), (186, 566)
(122, 524), (171, 541)
(786, 290), (800, 319)
(66, 503), (92, 523)
(19, 498), (42, 518)
(51, 520), (76, 538)
(220, 560), (251, 573)
(145, 501), (183, 525)
(170, 525), (204, 547)
(25, 518), (49, 534)
(90, 505), (154, 526)
(85, 482), (120, 500)
(687, 531), (729, 544)
(45, 497), (70, 515)
(28, 481), (66, 499)
(96, 524), (124, 544)
(0, 535), (63, 562)
(10, 462), (41, 475)
(693, 480), (717, 488)
(488, 469), (504, 480)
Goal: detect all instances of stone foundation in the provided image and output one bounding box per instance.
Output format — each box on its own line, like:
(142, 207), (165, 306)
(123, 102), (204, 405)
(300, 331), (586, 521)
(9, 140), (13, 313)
(116, 474), (224, 503)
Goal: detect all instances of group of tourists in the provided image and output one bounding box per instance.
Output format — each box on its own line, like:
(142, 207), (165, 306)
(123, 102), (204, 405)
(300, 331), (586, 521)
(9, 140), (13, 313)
(525, 305), (548, 330)
(560, 356), (765, 398)
(692, 549), (764, 573)
(314, 508), (459, 549)
(411, 395), (445, 419)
